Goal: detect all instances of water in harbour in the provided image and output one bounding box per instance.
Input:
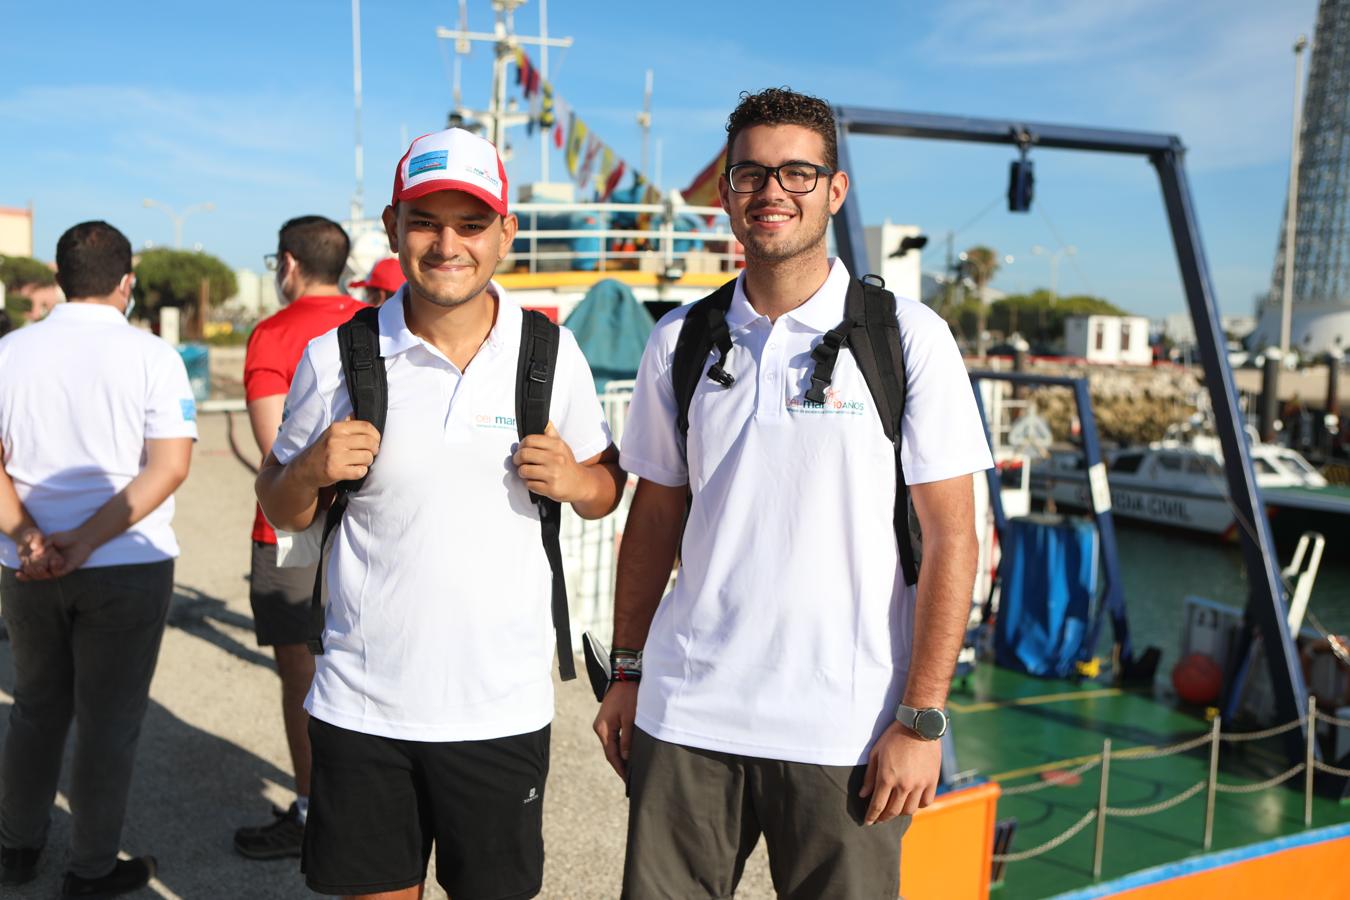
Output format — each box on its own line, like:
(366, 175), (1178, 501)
(1108, 521), (1350, 667)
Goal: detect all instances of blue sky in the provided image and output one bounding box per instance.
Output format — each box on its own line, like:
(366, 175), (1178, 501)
(1, 0), (1319, 318)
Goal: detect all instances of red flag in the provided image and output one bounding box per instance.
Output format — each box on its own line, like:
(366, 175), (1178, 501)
(682, 147), (727, 209)
(602, 160), (627, 201)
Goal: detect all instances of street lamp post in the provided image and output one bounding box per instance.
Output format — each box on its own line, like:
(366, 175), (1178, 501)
(142, 199), (215, 249)
(1279, 34), (1310, 360)
(1031, 244), (1077, 301)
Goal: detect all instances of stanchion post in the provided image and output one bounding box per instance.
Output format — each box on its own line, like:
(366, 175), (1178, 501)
(1306, 695), (1317, 828)
(1204, 716), (1221, 851)
(1093, 738), (1111, 879)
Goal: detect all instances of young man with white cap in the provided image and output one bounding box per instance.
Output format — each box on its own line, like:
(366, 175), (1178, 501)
(348, 257), (405, 306)
(593, 88), (992, 898)
(255, 128), (623, 900)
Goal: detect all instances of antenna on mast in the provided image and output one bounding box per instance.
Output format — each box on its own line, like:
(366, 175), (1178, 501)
(452, 0), (468, 110)
(350, 0), (365, 224)
(638, 69), (653, 179)
(436, 0), (572, 163)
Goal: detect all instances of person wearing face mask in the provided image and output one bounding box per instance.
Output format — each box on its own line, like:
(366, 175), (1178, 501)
(0, 221), (197, 897)
(235, 215), (361, 860)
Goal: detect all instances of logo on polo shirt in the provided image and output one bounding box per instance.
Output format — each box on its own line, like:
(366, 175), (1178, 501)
(180, 398), (197, 422)
(786, 385), (866, 417)
(474, 413), (517, 431)
(523, 786), (539, 804)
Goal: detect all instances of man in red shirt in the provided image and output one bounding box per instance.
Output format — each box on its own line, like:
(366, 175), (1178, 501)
(235, 215), (362, 859)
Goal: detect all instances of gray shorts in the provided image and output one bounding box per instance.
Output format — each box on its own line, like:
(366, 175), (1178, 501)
(622, 728), (909, 900)
(248, 540), (317, 647)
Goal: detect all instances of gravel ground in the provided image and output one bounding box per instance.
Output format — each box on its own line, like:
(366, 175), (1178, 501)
(0, 411), (775, 899)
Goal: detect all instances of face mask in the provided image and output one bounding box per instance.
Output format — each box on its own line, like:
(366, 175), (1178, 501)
(124, 276), (137, 320)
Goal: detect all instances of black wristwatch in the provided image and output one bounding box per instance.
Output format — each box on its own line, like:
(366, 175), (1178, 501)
(894, 703), (949, 741)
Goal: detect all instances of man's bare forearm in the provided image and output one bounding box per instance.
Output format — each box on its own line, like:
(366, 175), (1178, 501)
(70, 438), (193, 549)
(569, 446), (625, 520)
(612, 478), (686, 649)
(0, 451), (41, 542)
(902, 488), (979, 709)
(255, 451), (323, 533)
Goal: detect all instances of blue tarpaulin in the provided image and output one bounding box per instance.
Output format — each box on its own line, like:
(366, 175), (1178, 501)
(995, 514), (1099, 678)
(563, 279), (655, 391)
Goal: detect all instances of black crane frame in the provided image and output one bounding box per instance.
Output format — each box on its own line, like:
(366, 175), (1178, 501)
(828, 105), (1311, 758)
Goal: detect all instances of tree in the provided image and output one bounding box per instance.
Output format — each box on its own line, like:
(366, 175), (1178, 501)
(962, 245), (1000, 355)
(0, 255), (56, 293)
(984, 290), (1129, 350)
(133, 248), (237, 331)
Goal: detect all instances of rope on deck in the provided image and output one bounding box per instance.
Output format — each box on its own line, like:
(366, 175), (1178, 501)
(1214, 763), (1306, 794)
(1113, 732), (1214, 760)
(1104, 781), (1206, 817)
(1313, 759), (1350, 778)
(990, 810), (1098, 863)
(1220, 717), (1307, 742)
(1313, 708), (1350, 730)
(998, 758), (1102, 796)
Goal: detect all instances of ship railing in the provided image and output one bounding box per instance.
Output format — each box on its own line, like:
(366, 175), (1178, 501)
(508, 202), (744, 275)
(991, 695), (1350, 880)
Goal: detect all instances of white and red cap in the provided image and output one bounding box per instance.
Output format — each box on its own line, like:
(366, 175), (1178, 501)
(391, 128), (509, 216)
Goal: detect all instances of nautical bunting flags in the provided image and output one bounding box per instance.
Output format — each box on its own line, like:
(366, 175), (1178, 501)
(512, 47), (659, 199)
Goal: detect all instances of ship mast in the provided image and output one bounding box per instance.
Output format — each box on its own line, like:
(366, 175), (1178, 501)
(436, 0), (572, 167)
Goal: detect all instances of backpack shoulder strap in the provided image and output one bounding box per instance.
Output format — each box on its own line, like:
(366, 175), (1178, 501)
(846, 278), (916, 586)
(805, 276), (918, 586)
(515, 309), (576, 682)
(309, 304), (387, 654)
(671, 278), (738, 444)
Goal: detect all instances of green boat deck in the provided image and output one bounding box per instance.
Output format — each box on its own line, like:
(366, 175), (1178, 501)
(949, 665), (1350, 899)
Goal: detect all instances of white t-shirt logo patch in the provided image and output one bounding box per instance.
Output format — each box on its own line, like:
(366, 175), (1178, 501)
(786, 385), (866, 417)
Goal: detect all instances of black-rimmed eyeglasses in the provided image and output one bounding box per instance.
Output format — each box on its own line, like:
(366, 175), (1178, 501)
(263, 253), (279, 272)
(725, 163), (834, 194)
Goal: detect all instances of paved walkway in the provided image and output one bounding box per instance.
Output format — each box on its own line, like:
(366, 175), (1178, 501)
(0, 411), (774, 898)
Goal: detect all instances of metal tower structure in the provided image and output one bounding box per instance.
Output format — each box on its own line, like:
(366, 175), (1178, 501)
(1258, 0), (1350, 356)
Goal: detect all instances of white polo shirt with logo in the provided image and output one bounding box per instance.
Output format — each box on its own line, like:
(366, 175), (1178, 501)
(272, 285), (611, 742)
(0, 301), (199, 569)
(620, 259), (992, 766)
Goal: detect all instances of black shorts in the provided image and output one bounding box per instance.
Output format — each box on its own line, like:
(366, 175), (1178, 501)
(248, 540), (316, 646)
(302, 716), (550, 899)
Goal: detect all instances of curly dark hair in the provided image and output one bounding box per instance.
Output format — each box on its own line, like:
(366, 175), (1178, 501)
(725, 87), (838, 171)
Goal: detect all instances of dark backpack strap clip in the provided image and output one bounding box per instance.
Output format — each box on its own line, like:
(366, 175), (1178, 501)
(806, 327), (850, 403)
(705, 319), (736, 388)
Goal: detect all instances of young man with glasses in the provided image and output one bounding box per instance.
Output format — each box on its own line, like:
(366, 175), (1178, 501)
(235, 216), (363, 859)
(593, 88), (992, 897)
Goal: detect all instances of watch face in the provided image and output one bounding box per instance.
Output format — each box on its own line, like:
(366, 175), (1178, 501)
(914, 708), (948, 740)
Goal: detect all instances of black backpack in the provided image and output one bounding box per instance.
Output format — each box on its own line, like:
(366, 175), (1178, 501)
(304, 304), (577, 681)
(670, 275), (919, 586)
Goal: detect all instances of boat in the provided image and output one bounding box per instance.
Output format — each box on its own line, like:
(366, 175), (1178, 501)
(1025, 427), (1350, 544)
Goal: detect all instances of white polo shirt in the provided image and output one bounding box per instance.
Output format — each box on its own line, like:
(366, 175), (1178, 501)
(273, 285), (611, 742)
(0, 302), (199, 569)
(620, 259), (992, 765)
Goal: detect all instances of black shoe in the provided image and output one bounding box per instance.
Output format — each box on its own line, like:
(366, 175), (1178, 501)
(61, 856), (157, 899)
(1, 845), (41, 886)
(233, 802), (304, 860)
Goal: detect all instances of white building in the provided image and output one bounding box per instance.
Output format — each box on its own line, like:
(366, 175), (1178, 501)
(864, 221), (924, 302)
(1064, 314), (1152, 365)
(226, 268), (279, 316)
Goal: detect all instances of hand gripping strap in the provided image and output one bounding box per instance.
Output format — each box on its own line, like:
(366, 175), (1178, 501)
(516, 310), (576, 681)
(309, 305), (386, 654)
